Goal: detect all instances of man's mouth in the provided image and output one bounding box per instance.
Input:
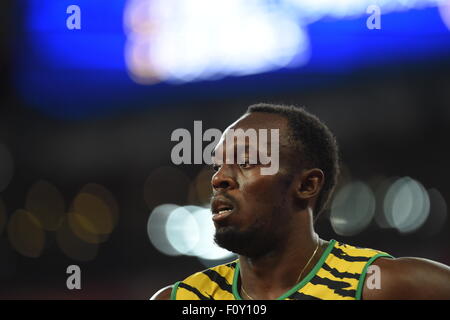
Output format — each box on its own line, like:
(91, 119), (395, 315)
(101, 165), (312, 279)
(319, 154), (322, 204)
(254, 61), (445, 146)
(211, 197), (235, 222)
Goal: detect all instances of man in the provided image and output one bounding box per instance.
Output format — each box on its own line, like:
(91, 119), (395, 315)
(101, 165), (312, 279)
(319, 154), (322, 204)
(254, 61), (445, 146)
(152, 103), (450, 300)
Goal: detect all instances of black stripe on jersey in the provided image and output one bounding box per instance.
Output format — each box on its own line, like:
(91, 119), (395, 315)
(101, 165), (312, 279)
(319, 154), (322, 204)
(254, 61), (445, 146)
(309, 275), (356, 298)
(322, 262), (360, 280)
(290, 291), (321, 300)
(202, 268), (233, 293)
(331, 247), (371, 262)
(178, 282), (212, 300)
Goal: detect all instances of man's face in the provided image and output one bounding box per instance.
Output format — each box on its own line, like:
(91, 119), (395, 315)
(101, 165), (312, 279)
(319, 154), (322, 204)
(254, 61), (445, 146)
(210, 112), (298, 258)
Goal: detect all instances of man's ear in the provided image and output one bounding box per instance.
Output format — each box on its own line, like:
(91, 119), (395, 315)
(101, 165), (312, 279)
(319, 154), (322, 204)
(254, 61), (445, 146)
(295, 168), (324, 200)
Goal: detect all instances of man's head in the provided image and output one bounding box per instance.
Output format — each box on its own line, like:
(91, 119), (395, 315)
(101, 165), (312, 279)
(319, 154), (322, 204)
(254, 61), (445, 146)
(210, 103), (340, 257)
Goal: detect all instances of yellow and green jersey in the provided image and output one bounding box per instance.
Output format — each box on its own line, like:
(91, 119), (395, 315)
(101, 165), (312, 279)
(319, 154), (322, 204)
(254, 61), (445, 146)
(170, 239), (393, 300)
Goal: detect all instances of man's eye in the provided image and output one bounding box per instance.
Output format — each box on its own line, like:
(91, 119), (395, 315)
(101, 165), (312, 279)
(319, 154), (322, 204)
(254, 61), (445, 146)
(212, 164), (221, 172)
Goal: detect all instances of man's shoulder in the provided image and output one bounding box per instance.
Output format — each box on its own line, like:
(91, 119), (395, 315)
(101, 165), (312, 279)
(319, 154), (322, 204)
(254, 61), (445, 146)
(180, 259), (239, 282)
(334, 240), (391, 257)
(363, 256), (450, 300)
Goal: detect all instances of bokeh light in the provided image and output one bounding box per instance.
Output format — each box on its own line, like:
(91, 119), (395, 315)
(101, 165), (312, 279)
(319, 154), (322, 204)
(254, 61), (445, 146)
(7, 209), (45, 258)
(143, 166), (190, 209)
(78, 183), (119, 230)
(373, 176), (398, 229)
(0, 144), (14, 193)
(438, 0), (450, 30)
(67, 211), (106, 244)
(383, 177), (430, 233)
(330, 181), (376, 236)
(191, 207), (234, 261)
(25, 180), (65, 231)
(147, 204), (234, 261)
(123, 0), (444, 85)
(67, 183), (119, 244)
(124, 0), (309, 84)
(421, 188), (448, 236)
(147, 204), (181, 256)
(285, 0), (445, 22)
(165, 206), (200, 255)
(56, 217), (99, 262)
(72, 192), (115, 236)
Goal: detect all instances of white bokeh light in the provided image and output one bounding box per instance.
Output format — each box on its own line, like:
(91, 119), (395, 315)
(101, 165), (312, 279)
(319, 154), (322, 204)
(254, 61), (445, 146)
(124, 0), (445, 84)
(438, 0), (450, 30)
(147, 204), (181, 256)
(383, 177), (430, 233)
(124, 0), (309, 84)
(147, 204), (235, 261)
(330, 181), (376, 236)
(284, 0), (446, 22)
(165, 206), (200, 255)
(191, 207), (235, 260)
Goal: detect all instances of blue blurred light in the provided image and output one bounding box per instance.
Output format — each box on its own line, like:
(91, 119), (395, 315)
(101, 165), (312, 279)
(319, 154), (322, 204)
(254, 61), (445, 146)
(26, 0), (126, 69)
(16, 0), (450, 119)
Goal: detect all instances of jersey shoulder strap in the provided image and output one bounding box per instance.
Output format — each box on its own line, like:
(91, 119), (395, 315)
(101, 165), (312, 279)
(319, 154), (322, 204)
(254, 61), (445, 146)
(171, 259), (238, 300)
(295, 240), (393, 300)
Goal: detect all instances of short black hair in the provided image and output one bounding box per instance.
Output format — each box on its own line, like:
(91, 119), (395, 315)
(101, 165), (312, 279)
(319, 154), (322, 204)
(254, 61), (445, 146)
(246, 103), (340, 218)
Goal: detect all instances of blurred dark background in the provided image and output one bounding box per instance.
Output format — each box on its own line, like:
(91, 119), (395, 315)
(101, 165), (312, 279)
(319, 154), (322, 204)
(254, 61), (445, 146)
(0, 0), (449, 299)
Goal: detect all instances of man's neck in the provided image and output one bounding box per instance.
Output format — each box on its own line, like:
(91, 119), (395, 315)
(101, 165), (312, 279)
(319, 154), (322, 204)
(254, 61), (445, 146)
(237, 218), (324, 300)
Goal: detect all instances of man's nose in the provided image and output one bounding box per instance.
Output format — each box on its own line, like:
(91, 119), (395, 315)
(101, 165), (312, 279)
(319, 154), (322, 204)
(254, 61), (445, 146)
(211, 165), (238, 192)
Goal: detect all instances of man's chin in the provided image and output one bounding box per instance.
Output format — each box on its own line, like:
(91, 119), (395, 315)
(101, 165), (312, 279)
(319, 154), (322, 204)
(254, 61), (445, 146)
(214, 226), (273, 258)
(213, 225), (239, 251)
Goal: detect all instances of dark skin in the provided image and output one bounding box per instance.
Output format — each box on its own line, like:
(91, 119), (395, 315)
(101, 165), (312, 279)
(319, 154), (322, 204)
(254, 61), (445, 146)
(152, 112), (450, 300)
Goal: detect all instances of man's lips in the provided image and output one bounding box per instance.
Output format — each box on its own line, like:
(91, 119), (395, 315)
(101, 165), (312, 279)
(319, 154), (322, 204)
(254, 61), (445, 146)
(211, 197), (235, 222)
